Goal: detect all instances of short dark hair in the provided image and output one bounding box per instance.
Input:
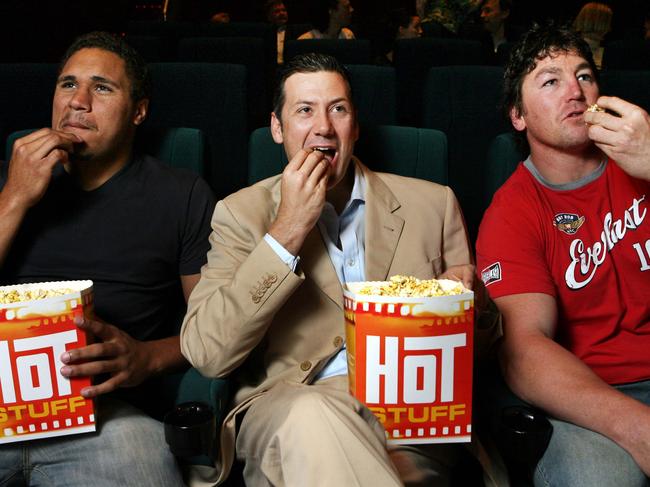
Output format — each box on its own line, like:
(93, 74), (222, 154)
(59, 31), (152, 103)
(272, 52), (354, 122)
(503, 21), (598, 120)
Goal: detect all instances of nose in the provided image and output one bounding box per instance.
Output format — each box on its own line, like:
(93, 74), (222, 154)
(566, 77), (586, 101)
(314, 110), (333, 137)
(69, 87), (91, 110)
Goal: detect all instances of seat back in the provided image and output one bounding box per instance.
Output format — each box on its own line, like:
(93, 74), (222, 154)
(177, 37), (272, 129)
(394, 38), (485, 125)
(346, 65), (396, 127)
(602, 40), (650, 70)
(423, 65), (509, 241)
(248, 125), (447, 186)
(6, 127), (207, 176)
(0, 63), (58, 152)
(484, 132), (524, 207)
(600, 69), (650, 113)
(284, 39), (373, 65)
(147, 62), (248, 199)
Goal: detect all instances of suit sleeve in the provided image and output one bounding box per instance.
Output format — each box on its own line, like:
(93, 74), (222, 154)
(180, 197), (304, 378)
(440, 185), (473, 269)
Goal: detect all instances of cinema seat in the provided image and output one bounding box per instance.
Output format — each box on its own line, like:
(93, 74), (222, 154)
(247, 125), (448, 185)
(147, 62), (248, 199)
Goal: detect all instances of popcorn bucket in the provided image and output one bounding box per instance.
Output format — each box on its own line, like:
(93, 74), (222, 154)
(344, 279), (474, 444)
(0, 281), (96, 443)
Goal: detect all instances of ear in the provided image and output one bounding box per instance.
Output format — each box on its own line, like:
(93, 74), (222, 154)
(510, 106), (526, 132)
(133, 99), (149, 126)
(270, 112), (284, 144)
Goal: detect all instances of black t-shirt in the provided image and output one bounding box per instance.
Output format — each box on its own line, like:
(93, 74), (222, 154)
(0, 154), (215, 341)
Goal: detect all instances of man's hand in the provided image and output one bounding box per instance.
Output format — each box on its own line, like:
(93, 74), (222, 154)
(59, 316), (155, 398)
(439, 264), (475, 289)
(440, 264), (486, 311)
(585, 96), (650, 181)
(268, 149), (330, 255)
(3, 128), (81, 210)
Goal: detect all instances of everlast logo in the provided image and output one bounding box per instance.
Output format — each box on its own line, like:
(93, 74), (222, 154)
(565, 195), (646, 289)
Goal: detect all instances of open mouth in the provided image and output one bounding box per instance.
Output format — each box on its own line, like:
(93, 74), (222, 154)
(312, 146), (337, 161)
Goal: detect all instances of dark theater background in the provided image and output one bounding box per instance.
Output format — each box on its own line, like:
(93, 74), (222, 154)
(0, 0), (647, 63)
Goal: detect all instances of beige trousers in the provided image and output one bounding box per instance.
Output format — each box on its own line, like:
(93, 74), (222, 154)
(235, 376), (461, 487)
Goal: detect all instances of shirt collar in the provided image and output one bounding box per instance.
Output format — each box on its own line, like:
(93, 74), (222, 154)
(348, 160), (366, 207)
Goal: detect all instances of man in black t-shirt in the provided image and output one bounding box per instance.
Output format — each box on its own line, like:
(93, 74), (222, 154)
(0, 32), (214, 486)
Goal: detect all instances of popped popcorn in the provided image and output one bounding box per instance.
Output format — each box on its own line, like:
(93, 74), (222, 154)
(357, 275), (465, 297)
(0, 288), (75, 304)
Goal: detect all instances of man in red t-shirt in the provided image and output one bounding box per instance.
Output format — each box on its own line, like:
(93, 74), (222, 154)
(477, 22), (650, 485)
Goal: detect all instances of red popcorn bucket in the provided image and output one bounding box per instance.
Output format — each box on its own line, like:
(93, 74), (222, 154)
(344, 279), (474, 444)
(0, 280), (96, 443)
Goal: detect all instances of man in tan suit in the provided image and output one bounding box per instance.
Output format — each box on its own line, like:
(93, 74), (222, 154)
(181, 53), (501, 486)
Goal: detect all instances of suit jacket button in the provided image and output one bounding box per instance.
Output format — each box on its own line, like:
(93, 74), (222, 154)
(300, 360), (312, 371)
(268, 273), (278, 283)
(252, 295), (261, 303)
(333, 336), (343, 347)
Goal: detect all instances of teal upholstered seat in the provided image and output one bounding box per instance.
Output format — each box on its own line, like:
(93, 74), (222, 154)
(248, 124), (448, 186)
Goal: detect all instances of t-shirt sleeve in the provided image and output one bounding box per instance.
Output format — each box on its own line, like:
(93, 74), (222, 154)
(179, 176), (216, 275)
(476, 196), (557, 299)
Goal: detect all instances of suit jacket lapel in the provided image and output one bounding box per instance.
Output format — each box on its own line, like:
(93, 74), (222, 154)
(301, 227), (344, 308)
(360, 162), (405, 281)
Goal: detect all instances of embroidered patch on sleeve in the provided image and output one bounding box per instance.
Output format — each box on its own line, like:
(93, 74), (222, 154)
(481, 262), (502, 286)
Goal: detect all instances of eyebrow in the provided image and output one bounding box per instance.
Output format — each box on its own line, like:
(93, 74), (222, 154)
(534, 61), (593, 80)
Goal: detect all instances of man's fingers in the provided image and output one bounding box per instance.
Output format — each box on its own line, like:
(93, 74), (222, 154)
(596, 95), (635, 117)
(80, 374), (126, 398)
(73, 316), (122, 343)
(61, 340), (122, 364)
(284, 148), (311, 172)
(294, 149), (326, 178)
(30, 132), (79, 162)
(306, 158), (330, 187)
(60, 357), (122, 379)
(440, 264), (476, 290)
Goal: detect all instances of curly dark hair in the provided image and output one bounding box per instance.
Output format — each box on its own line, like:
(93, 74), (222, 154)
(272, 52), (354, 123)
(501, 21), (598, 152)
(59, 31), (152, 103)
(503, 21), (598, 120)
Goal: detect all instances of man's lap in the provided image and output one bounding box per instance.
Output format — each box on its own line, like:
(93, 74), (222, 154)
(0, 397), (183, 487)
(534, 380), (650, 487)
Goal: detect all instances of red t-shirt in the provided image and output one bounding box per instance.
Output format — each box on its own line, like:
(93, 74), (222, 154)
(477, 159), (650, 385)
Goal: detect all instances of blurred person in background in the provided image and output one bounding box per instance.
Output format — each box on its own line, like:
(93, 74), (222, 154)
(573, 2), (613, 68)
(298, 0), (355, 39)
(480, 0), (512, 52)
(265, 0), (290, 63)
(382, 8), (423, 63)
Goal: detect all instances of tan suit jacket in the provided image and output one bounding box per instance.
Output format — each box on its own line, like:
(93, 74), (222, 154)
(181, 160), (503, 485)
